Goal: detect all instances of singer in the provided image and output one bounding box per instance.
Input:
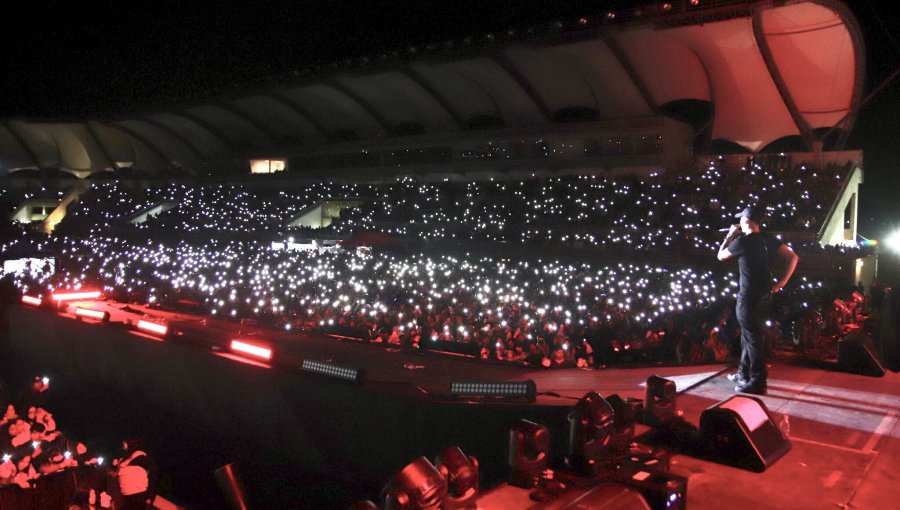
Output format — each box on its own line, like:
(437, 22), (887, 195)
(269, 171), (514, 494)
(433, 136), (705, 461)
(717, 206), (799, 395)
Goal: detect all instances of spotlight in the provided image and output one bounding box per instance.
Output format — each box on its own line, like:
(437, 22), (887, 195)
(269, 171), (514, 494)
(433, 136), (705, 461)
(508, 419), (550, 488)
(382, 457), (447, 510)
(567, 391), (616, 476)
(21, 295), (42, 306)
(74, 307), (110, 322)
(434, 447), (478, 510)
(642, 375), (677, 427)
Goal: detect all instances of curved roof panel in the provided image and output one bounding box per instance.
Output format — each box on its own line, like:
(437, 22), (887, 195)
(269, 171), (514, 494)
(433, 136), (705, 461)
(615, 29), (711, 107)
(283, 84), (383, 137)
(229, 95), (324, 142)
(409, 63), (502, 124)
(759, 2), (858, 130)
(0, 1), (864, 175)
(0, 124), (38, 171)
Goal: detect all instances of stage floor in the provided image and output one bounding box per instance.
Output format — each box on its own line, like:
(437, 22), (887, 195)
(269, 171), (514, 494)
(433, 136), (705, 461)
(29, 298), (900, 509)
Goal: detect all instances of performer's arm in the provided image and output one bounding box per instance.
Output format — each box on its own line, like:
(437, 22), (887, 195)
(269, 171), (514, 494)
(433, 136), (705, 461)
(772, 244), (799, 293)
(717, 225), (741, 261)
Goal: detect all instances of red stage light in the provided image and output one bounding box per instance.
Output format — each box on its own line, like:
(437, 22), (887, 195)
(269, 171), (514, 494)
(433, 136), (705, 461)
(21, 295), (42, 306)
(51, 291), (101, 301)
(137, 320), (168, 336)
(74, 307), (110, 322)
(230, 340), (272, 361)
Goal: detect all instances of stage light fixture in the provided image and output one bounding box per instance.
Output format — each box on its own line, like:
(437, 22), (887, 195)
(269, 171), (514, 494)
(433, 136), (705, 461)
(74, 307), (110, 322)
(136, 320), (168, 336)
(21, 295), (42, 306)
(51, 290), (101, 301)
(434, 446), (478, 510)
(300, 359), (362, 383)
(382, 457), (447, 510)
(230, 340), (273, 361)
(605, 393), (637, 451)
(508, 419), (550, 488)
(643, 375), (677, 427)
(449, 380), (536, 403)
(568, 391), (616, 476)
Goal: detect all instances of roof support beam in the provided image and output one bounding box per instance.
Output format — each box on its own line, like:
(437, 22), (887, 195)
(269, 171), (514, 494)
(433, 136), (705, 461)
(490, 52), (552, 121)
(140, 117), (206, 161)
(2, 121), (42, 169)
(175, 111), (237, 150)
(264, 92), (329, 140)
(751, 9), (814, 151)
(212, 102), (280, 145)
(446, 67), (506, 126)
(105, 122), (180, 169)
(324, 79), (393, 133)
(402, 67), (464, 129)
(84, 121), (118, 171)
(596, 33), (658, 113)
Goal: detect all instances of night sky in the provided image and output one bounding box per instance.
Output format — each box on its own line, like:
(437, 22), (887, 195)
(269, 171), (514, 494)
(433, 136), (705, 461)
(2, 0), (899, 238)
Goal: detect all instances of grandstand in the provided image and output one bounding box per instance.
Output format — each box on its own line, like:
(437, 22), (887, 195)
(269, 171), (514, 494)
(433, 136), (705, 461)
(2, 1), (897, 509)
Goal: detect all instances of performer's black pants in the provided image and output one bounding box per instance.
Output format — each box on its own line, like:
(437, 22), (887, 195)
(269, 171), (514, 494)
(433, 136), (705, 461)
(736, 294), (769, 385)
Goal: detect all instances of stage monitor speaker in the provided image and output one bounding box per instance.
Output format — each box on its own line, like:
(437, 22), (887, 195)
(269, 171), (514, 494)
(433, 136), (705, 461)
(699, 395), (790, 472)
(838, 331), (885, 377)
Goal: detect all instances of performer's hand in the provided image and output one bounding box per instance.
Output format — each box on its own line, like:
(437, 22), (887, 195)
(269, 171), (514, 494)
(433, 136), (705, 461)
(771, 282), (785, 293)
(727, 223), (741, 236)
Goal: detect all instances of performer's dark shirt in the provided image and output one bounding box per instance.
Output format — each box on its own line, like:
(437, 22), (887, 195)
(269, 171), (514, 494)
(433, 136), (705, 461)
(727, 232), (784, 299)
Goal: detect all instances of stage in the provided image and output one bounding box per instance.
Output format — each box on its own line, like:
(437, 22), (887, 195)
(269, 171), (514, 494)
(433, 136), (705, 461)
(4, 298), (900, 509)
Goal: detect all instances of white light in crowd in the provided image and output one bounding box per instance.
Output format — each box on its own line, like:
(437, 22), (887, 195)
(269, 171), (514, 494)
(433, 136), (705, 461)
(886, 229), (900, 255)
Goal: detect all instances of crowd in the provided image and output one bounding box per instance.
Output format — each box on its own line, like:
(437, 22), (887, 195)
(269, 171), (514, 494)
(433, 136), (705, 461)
(2, 230), (861, 368)
(53, 157), (864, 260)
(0, 376), (156, 509)
(0, 158), (873, 370)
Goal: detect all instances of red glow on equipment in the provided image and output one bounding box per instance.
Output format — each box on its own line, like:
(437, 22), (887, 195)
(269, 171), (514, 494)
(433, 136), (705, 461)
(74, 307), (110, 322)
(22, 295), (42, 306)
(52, 291), (101, 301)
(137, 320), (168, 336)
(230, 340), (272, 361)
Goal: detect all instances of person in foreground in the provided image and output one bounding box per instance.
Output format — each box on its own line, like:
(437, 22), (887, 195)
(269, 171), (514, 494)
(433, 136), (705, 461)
(717, 206), (799, 395)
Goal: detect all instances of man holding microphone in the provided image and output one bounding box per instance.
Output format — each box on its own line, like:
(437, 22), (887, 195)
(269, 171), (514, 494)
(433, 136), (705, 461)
(718, 206), (799, 395)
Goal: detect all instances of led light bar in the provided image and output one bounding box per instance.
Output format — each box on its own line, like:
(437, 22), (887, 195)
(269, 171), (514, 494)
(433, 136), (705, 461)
(450, 380), (537, 403)
(136, 320), (168, 336)
(21, 295), (42, 306)
(300, 359), (362, 383)
(74, 307), (110, 322)
(51, 291), (101, 301)
(230, 340), (272, 361)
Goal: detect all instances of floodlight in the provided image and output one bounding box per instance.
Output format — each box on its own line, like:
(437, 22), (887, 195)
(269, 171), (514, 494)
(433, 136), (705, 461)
(382, 457), (447, 510)
(434, 446), (478, 510)
(508, 419), (550, 488)
(567, 391), (616, 476)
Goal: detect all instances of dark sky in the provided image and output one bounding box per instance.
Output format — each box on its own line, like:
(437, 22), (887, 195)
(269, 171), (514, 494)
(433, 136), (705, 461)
(2, 0), (899, 238)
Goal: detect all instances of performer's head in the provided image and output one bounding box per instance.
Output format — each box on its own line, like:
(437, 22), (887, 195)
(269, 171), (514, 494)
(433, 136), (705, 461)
(735, 206), (764, 234)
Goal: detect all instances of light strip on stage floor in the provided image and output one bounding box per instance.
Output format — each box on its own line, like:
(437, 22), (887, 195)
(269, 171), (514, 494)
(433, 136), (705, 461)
(137, 320), (168, 336)
(52, 290), (101, 301)
(74, 307), (110, 322)
(21, 295), (42, 306)
(230, 340), (272, 361)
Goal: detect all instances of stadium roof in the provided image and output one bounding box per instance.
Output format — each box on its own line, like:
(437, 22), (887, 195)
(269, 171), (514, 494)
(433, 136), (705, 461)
(0, 0), (864, 176)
